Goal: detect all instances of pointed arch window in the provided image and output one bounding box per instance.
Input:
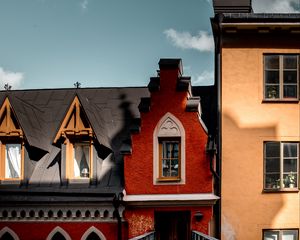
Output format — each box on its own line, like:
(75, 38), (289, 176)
(46, 227), (71, 240)
(0, 98), (24, 181)
(81, 226), (106, 240)
(0, 227), (20, 240)
(54, 96), (94, 180)
(153, 113), (186, 184)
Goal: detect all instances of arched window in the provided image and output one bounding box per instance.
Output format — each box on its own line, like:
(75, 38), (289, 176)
(0, 227), (19, 240)
(51, 232), (66, 240)
(86, 232), (101, 240)
(153, 112), (186, 184)
(46, 227), (71, 240)
(81, 227), (106, 240)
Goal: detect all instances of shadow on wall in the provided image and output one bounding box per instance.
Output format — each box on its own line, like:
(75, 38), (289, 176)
(221, 112), (285, 240)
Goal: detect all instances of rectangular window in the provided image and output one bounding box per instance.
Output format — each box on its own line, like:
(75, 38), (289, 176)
(264, 55), (299, 100)
(263, 229), (298, 240)
(73, 143), (90, 178)
(159, 140), (180, 181)
(5, 143), (21, 179)
(264, 142), (298, 190)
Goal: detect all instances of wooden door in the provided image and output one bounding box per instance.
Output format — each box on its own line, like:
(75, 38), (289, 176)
(155, 211), (190, 240)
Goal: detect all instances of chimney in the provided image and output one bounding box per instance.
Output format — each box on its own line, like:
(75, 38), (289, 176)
(148, 59), (185, 92)
(213, 0), (253, 13)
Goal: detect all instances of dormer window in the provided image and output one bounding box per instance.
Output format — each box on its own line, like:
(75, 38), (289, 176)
(73, 141), (91, 178)
(54, 96), (94, 181)
(0, 98), (24, 182)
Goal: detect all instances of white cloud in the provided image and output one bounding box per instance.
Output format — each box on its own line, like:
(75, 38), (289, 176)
(164, 29), (214, 52)
(0, 67), (24, 90)
(193, 70), (214, 85)
(80, 0), (88, 10)
(253, 0), (299, 13)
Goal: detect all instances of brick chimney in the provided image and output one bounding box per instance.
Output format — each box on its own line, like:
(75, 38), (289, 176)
(213, 0), (253, 13)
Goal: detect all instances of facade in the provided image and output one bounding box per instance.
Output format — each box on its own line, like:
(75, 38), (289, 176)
(0, 59), (219, 240)
(123, 59), (218, 239)
(211, 0), (300, 239)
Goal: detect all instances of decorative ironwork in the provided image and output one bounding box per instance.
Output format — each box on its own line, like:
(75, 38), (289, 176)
(129, 231), (155, 240)
(191, 231), (219, 240)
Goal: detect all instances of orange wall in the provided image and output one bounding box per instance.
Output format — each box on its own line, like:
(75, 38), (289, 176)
(221, 46), (300, 239)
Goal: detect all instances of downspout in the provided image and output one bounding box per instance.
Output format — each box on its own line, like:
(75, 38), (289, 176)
(113, 193), (123, 240)
(210, 12), (223, 239)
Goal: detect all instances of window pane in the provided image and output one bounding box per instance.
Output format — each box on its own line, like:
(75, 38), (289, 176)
(265, 143), (280, 158)
(5, 144), (21, 178)
(283, 85), (297, 98)
(265, 85), (280, 99)
(283, 55), (297, 69)
(266, 158), (280, 172)
(170, 159), (179, 177)
(282, 230), (298, 240)
(74, 143), (90, 178)
(264, 231), (279, 240)
(283, 159), (297, 172)
(284, 143), (298, 157)
(283, 173), (297, 188)
(284, 71), (297, 84)
(265, 71), (280, 84)
(265, 173), (280, 189)
(265, 55), (279, 69)
(162, 159), (170, 177)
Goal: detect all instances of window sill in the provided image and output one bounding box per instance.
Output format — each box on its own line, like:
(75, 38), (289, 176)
(263, 188), (299, 193)
(156, 178), (181, 182)
(262, 99), (299, 103)
(68, 178), (90, 185)
(0, 179), (21, 185)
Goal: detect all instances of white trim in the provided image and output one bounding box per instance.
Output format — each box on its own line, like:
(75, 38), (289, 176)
(123, 193), (219, 206)
(81, 226), (106, 240)
(46, 226), (71, 240)
(0, 227), (20, 240)
(153, 112), (186, 185)
(124, 193), (219, 202)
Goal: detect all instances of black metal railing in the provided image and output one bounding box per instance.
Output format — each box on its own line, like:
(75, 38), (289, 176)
(191, 230), (219, 240)
(129, 231), (155, 240)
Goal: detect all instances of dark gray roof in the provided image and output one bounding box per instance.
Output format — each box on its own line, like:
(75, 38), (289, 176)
(0, 87), (149, 196)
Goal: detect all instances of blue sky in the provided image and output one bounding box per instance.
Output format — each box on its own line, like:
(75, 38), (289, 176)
(0, 0), (299, 90)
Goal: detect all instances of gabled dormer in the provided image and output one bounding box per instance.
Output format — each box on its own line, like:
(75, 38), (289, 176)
(0, 97), (24, 181)
(54, 96), (95, 182)
(54, 96), (93, 142)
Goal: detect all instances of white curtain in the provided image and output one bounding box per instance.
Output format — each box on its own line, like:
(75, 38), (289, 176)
(5, 144), (21, 178)
(74, 144), (90, 178)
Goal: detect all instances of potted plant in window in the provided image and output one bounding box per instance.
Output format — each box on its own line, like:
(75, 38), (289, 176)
(287, 173), (296, 188)
(284, 173), (296, 188)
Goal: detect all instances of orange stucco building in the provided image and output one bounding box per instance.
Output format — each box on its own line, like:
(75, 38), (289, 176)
(211, 0), (300, 239)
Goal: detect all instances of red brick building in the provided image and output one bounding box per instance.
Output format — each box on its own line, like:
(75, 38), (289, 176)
(123, 59), (218, 239)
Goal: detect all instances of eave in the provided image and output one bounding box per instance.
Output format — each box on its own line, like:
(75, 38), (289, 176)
(123, 193), (219, 207)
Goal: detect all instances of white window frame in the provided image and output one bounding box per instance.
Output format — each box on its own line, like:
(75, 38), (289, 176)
(46, 226), (71, 240)
(81, 226), (106, 240)
(263, 229), (299, 240)
(264, 142), (299, 190)
(0, 227), (20, 240)
(264, 54), (299, 100)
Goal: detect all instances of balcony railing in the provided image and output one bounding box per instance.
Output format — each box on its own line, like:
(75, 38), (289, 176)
(191, 231), (219, 240)
(129, 231), (155, 240)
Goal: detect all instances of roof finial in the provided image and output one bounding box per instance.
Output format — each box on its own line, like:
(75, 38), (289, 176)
(4, 83), (12, 91)
(74, 82), (81, 89)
